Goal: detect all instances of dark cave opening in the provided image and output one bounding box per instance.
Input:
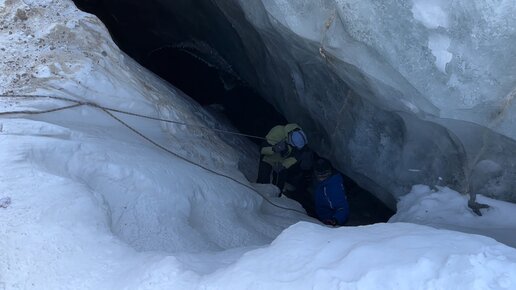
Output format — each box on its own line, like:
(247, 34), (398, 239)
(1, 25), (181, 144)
(147, 48), (226, 106)
(72, 0), (394, 225)
(145, 46), (288, 140)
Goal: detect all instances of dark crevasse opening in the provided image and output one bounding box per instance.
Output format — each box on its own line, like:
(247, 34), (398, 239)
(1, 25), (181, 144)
(72, 0), (394, 225)
(146, 46), (288, 140)
(75, 0), (286, 140)
(145, 45), (289, 142)
(147, 48), (226, 106)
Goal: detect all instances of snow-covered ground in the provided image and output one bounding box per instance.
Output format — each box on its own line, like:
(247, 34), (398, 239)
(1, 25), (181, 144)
(391, 185), (516, 249)
(1, 0), (516, 289)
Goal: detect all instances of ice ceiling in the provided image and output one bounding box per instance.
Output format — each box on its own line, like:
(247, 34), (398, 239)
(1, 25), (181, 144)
(75, 0), (516, 208)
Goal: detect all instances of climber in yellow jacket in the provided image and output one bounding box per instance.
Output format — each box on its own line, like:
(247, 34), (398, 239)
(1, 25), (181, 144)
(256, 123), (309, 194)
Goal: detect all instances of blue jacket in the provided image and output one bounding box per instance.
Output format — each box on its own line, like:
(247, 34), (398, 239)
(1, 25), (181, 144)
(314, 173), (349, 225)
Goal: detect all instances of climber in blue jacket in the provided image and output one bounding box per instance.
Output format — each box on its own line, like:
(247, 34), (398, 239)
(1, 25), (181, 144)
(313, 159), (349, 226)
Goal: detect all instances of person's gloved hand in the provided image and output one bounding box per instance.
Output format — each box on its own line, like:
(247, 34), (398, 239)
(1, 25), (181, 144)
(272, 141), (288, 157)
(272, 162), (285, 173)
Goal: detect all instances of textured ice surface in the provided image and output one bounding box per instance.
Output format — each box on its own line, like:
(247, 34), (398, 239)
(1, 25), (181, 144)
(151, 0), (516, 207)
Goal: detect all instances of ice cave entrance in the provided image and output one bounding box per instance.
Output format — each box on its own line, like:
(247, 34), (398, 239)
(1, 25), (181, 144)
(73, 1), (394, 226)
(145, 44), (395, 225)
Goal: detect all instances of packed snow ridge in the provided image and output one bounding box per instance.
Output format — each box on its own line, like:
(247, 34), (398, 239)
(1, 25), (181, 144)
(1, 0), (516, 289)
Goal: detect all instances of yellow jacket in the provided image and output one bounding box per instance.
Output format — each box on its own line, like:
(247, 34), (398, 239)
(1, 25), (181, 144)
(260, 124), (302, 169)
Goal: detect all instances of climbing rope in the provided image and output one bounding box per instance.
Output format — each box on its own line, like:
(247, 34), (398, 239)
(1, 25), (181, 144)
(0, 94), (305, 215)
(1, 94), (266, 140)
(102, 105), (266, 140)
(0, 102), (84, 116)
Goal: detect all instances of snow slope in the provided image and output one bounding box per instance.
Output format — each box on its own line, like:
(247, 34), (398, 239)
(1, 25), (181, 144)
(1, 1), (516, 289)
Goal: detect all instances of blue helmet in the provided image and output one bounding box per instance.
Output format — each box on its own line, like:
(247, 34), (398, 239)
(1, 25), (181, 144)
(288, 129), (307, 149)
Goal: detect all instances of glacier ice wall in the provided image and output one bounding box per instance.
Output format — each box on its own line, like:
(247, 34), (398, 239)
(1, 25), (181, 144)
(140, 0), (516, 207)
